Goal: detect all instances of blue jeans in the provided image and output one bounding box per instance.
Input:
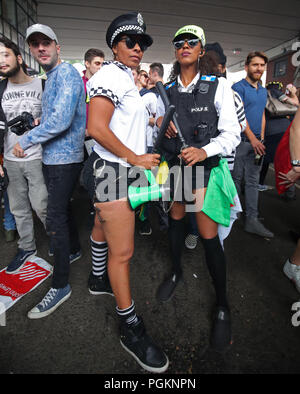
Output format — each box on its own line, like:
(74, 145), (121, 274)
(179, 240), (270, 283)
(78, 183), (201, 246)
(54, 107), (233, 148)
(3, 191), (16, 231)
(43, 163), (82, 289)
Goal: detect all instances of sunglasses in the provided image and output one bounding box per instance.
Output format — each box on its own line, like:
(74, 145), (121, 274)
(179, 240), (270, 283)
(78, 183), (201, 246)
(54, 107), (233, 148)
(173, 38), (200, 50)
(119, 36), (148, 52)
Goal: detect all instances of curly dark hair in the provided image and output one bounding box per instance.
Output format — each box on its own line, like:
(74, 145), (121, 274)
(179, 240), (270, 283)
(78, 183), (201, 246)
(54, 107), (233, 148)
(168, 51), (219, 82)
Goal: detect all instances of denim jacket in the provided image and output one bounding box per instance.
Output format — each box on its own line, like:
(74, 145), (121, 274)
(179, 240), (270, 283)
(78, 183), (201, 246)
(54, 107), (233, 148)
(19, 62), (86, 165)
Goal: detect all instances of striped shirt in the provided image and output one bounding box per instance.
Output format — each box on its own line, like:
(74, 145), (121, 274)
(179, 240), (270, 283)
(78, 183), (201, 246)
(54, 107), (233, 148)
(223, 90), (246, 171)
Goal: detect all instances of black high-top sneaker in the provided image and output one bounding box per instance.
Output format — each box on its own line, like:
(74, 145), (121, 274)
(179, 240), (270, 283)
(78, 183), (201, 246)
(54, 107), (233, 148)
(88, 271), (114, 296)
(120, 316), (169, 373)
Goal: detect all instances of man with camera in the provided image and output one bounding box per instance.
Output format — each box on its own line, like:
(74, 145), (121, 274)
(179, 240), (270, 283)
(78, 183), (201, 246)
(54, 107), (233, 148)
(13, 24), (86, 319)
(0, 37), (48, 273)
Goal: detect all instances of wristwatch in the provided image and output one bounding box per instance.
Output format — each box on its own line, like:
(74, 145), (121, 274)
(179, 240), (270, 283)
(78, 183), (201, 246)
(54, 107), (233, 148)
(291, 160), (300, 166)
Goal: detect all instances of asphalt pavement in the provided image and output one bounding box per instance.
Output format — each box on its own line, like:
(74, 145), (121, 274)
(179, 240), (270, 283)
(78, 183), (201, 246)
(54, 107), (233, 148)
(1, 170), (300, 375)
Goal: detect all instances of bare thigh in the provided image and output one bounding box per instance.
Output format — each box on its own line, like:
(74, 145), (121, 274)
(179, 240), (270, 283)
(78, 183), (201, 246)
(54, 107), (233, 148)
(94, 198), (135, 258)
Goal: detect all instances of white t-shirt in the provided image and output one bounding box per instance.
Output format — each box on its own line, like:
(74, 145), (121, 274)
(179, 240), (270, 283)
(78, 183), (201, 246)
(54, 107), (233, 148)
(87, 61), (147, 167)
(156, 74), (241, 158)
(3, 77), (43, 161)
(141, 91), (157, 148)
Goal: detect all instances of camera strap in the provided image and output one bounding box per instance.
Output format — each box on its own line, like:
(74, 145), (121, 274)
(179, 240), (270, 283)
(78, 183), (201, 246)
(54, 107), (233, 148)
(0, 79), (8, 152)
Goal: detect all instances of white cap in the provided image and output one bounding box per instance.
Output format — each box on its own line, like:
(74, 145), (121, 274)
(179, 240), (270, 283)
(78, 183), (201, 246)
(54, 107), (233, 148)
(26, 24), (58, 43)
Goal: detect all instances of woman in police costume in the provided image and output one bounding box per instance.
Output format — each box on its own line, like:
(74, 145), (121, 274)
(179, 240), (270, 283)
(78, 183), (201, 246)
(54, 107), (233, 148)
(83, 12), (168, 373)
(156, 25), (241, 351)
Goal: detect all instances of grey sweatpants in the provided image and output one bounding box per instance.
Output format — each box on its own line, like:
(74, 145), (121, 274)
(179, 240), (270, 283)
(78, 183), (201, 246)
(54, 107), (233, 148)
(4, 159), (48, 251)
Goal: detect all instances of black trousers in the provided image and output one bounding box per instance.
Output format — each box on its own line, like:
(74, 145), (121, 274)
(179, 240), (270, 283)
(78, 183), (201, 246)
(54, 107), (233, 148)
(43, 162), (82, 289)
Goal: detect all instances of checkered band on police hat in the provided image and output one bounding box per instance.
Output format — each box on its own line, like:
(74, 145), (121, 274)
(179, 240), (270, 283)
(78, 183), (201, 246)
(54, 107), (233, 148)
(110, 25), (144, 48)
(106, 11), (153, 49)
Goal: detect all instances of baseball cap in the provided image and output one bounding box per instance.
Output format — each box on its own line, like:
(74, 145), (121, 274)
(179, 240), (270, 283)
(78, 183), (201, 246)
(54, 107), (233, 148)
(26, 24), (58, 43)
(106, 12), (153, 49)
(173, 25), (206, 47)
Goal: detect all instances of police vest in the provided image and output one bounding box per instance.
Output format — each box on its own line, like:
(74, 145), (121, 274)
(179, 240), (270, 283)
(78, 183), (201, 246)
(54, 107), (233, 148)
(160, 75), (219, 163)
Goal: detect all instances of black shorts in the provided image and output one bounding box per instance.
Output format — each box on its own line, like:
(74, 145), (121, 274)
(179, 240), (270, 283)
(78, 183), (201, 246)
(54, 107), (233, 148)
(167, 157), (217, 203)
(82, 151), (146, 203)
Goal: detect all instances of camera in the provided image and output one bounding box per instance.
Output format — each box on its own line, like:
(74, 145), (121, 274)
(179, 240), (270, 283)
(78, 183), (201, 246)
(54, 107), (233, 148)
(7, 112), (35, 136)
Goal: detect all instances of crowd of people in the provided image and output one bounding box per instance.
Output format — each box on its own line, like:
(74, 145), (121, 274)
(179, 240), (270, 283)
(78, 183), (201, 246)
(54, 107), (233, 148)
(0, 12), (299, 373)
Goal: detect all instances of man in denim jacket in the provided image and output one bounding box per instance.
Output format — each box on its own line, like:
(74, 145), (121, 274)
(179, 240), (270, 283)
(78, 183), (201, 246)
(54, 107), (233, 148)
(13, 24), (86, 319)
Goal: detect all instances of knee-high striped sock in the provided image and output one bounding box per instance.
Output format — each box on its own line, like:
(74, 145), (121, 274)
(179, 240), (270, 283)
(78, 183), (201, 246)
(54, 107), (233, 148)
(116, 300), (138, 326)
(91, 236), (108, 277)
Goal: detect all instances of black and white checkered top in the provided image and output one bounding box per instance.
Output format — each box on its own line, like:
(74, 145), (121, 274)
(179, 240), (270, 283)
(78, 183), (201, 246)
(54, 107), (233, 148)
(86, 61), (147, 167)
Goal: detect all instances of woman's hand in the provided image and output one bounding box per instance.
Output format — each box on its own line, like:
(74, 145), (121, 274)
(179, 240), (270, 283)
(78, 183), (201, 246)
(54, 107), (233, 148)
(134, 153), (161, 170)
(0, 164), (4, 177)
(179, 147), (207, 166)
(156, 117), (177, 139)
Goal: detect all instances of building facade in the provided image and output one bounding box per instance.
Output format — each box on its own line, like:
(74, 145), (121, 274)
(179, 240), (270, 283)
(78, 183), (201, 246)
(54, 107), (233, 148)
(1, 0), (39, 73)
(266, 49), (300, 89)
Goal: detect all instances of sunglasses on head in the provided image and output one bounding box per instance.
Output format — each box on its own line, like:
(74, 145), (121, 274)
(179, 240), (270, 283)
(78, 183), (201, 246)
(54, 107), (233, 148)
(173, 38), (200, 50)
(119, 36), (148, 52)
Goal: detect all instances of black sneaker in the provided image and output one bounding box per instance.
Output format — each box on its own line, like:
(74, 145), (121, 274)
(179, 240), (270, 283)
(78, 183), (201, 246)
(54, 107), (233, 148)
(210, 306), (232, 352)
(139, 219), (152, 236)
(156, 272), (181, 302)
(6, 248), (37, 274)
(88, 271), (114, 296)
(120, 316), (169, 373)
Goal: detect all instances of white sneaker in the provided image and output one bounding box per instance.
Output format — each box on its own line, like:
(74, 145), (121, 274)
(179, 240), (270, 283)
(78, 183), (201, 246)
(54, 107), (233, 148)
(185, 234), (198, 249)
(283, 259), (300, 293)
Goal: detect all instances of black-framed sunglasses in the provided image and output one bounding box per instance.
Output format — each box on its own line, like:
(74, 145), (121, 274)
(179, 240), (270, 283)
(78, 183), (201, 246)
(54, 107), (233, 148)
(119, 36), (148, 52)
(173, 38), (200, 50)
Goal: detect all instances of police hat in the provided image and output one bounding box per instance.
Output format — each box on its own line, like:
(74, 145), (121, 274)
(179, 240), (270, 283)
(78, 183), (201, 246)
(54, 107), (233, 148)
(106, 12), (153, 49)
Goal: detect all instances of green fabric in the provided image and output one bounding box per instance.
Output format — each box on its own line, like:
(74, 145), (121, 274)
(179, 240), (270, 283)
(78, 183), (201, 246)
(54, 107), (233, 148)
(139, 204), (146, 222)
(202, 159), (238, 227)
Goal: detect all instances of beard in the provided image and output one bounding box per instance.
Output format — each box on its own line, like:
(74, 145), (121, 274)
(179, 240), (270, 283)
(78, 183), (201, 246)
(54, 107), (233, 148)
(37, 53), (59, 72)
(247, 70), (263, 83)
(0, 61), (21, 78)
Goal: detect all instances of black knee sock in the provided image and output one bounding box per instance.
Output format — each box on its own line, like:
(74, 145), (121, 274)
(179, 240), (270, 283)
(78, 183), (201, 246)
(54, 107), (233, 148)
(168, 217), (185, 277)
(201, 235), (228, 309)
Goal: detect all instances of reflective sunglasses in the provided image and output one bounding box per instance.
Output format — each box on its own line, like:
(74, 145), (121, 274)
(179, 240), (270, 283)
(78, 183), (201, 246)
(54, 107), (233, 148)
(173, 38), (200, 50)
(119, 36), (148, 52)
